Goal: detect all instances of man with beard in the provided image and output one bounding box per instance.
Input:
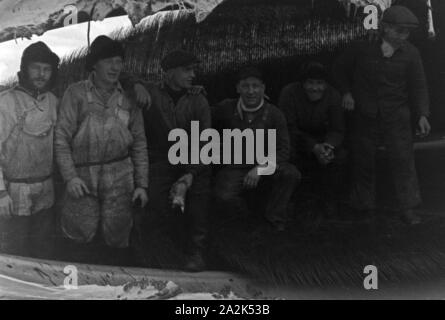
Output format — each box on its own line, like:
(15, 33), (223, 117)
(278, 62), (346, 217)
(0, 42), (60, 258)
(333, 6), (431, 224)
(55, 36), (148, 260)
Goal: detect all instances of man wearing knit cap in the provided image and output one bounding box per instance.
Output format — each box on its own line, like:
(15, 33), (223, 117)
(138, 49), (211, 272)
(279, 61), (346, 217)
(0, 41), (60, 258)
(212, 66), (300, 232)
(55, 36), (148, 254)
(333, 5), (431, 225)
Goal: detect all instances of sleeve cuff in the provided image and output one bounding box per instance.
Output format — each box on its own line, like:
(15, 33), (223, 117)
(135, 181), (148, 189)
(0, 170), (6, 191)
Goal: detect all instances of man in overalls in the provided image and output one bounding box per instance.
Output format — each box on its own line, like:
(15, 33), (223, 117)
(333, 6), (431, 224)
(0, 42), (60, 258)
(212, 67), (300, 232)
(55, 36), (148, 257)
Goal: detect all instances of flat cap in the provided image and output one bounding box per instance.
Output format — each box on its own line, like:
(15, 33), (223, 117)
(237, 66), (264, 83)
(161, 50), (200, 71)
(382, 5), (419, 28)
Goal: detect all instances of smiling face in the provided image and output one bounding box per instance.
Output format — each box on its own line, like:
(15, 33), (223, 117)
(303, 78), (327, 102)
(27, 62), (53, 91)
(166, 64), (197, 90)
(237, 77), (265, 109)
(94, 56), (124, 85)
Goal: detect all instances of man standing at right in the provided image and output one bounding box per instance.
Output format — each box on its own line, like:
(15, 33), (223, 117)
(333, 5), (431, 225)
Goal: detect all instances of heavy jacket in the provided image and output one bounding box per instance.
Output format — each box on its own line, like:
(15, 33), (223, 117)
(332, 39), (430, 120)
(142, 82), (211, 177)
(55, 75), (148, 189)
(278, 82), (345, 159)
(0, 86), (58, 216)
(212, 99), (290, 168)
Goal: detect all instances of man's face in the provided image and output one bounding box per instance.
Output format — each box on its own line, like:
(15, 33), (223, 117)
(383, 24), (411, 47)
(27, 62), (52, 91)
(303, 78), (327, 102)
(237, 77), (265, 108)
(167, 64), (196, 90)
(94, 56), (124, 85)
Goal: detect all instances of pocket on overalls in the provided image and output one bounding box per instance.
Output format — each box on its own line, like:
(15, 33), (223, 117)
(115, 108), (130, 127)
(6, 183), (32, 217)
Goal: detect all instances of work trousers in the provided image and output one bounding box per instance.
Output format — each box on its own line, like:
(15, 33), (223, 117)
(350, 109), (421, 211)
(214, 163), (300, 224)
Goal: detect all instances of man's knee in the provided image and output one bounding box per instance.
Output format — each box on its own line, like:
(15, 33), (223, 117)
(275, 163), (301, 184)
(189, 168), (212, 195)
(213, 187), (239, 204)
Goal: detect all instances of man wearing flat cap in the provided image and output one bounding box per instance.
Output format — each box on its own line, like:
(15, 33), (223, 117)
(138, 49), (211, 272)
(212, 66), (300, 232)
(333, 5), (431, 224)
(0, 42), (60, 258)
(55, 36), (148, 256)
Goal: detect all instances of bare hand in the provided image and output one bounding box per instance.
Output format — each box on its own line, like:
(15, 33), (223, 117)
(243, 167), (261, 189)
(313, 144), (332, 165)
(342, 92), (355, 111)
(134, 83), (152, 108)
(67, 177), (90, 199)
(417, 116), (431, 138)
(132, 188), (148, 208)
(188, 85), (207, 96)
(0, 194), (13, 217)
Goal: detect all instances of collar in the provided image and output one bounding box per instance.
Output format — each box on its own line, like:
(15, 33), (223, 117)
(379, 37), (407, 57)
(160, 81), (189, 94)
(13, 86), (47, 111)
(237, 98), (265, 121)
(14, 85), (47, 101)
(86, 72), (123, 93)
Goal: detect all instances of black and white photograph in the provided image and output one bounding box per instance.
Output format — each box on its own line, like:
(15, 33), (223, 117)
(0, 0), (444, 305)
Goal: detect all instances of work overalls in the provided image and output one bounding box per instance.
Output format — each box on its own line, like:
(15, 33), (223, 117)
(0, 88), (56, 258)
(60, 83), (136, 249)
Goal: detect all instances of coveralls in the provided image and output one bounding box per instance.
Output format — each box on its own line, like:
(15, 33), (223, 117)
(0, 86), (57, 257)
(333, 39), (430, 211)
(55, 75), (148, 248)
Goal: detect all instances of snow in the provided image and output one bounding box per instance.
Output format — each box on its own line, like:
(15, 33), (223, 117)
(0, 0), (225, 43)
(0, 275), (244, 300)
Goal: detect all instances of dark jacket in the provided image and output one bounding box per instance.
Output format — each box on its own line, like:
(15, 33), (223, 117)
(332, 39), (430, 120)
(212, 99), (290, 168)
(278, 82), (345, 158)
(143, 81), (211, 177)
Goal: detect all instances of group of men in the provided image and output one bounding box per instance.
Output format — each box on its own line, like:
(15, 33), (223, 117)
(0, 5), (431, 272)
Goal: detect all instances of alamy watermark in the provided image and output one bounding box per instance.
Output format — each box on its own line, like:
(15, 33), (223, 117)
(168, 121), (277, 175)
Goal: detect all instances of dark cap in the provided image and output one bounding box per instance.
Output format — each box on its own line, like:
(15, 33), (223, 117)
(381, 5), (419, 28)
(85, 35), (125, 72)
(237, 66), (264, 83)
(300, 61), (328, 82)
(20, 41), (60, 71)
(19, 41), (60, 90)
(161, 50), (200, 71)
